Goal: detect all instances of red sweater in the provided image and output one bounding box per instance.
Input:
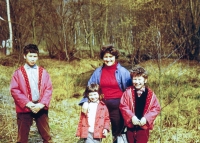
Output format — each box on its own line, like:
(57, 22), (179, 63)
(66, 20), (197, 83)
(100, 62), (123, 99)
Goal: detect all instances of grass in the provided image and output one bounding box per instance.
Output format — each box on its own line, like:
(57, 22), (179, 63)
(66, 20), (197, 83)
(0, 56), (199, 143)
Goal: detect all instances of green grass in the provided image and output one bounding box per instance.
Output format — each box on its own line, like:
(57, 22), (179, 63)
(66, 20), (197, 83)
(0, 56), (199, 143)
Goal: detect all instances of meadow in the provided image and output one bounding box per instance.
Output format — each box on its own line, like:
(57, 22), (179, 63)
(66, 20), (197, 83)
(0, 55), (199, 143)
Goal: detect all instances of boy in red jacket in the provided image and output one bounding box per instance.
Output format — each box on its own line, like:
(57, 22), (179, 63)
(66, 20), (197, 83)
(10, 44), (53, 143)
(76, 83), (110, 143)
(119, 66), (161, 143)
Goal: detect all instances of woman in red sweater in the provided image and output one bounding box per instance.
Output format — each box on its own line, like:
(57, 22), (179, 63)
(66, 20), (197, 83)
(79, 44), (132, 143)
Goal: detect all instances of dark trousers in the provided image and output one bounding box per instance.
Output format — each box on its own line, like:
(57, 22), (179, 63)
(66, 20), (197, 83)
(103, 98), (124, 143)
(126, 127), (149, 143)
(16, 109), (52, 143)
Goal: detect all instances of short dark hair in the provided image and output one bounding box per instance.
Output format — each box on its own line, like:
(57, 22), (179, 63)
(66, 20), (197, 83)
(23, 44), (39, 56)
(129, 66), (148, 79)
(100, 44), (119, 59)
(84, 83), (104, 101)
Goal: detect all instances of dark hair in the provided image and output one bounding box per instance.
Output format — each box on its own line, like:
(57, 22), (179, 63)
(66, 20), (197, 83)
(129, 66), (148, 79)
(23, 44), (39, 56)
(84, 83), (104, 101)
(100, 44), (119, 59)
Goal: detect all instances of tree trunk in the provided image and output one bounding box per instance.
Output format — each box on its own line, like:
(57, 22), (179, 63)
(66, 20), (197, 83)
(89, 0), (94, 58)
(32, 0), (36, 44)
(62, 0), (69, 61)
(6, 0), (12, 55)
(103, 0), (108, 44)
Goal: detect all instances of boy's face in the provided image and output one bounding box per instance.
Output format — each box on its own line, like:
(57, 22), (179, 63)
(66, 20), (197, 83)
(24, 52), (38, 67)
(88, 92), (99, 103)
(132, 76), (147, 90)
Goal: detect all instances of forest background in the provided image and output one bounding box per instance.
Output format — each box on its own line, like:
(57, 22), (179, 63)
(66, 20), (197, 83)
(0, 0), (199, 143)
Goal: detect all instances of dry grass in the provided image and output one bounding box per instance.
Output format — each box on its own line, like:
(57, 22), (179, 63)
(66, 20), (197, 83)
(0, 57), (199, 143)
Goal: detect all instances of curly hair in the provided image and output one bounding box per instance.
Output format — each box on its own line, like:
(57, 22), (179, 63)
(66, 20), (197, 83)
(100, 44), (119, 59)
(129, 66), (148, 79)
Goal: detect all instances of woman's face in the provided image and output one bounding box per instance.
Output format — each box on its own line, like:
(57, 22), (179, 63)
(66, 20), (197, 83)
(103, 53), (116, 66)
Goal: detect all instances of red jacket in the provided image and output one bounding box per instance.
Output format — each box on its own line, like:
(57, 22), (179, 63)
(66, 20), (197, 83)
(76, 101), (110, 138)
(10, 66), (53, 113)
(119, 86), (160, 130)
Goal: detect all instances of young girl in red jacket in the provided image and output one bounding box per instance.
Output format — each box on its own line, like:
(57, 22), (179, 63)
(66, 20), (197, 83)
(76, 83), (110, 143)
(119, 66), (161, 143)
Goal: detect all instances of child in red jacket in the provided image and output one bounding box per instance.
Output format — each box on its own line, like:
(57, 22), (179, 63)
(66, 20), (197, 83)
(10, 44), (53, 143)
(76, 83), (110, 143)
(119, 66), (161, 143)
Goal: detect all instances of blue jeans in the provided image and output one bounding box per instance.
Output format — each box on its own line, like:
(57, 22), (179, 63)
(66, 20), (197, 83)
(84, 132), (101, 143)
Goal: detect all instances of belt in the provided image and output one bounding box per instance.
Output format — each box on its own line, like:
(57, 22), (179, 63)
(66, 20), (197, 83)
(32, 101), (39, 103)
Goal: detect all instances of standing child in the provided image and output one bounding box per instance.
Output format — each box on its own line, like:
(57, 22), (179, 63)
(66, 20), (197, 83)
(76, 83), (110, 143)
(10, 44), (53, 143)
(119, 66), (161, 143)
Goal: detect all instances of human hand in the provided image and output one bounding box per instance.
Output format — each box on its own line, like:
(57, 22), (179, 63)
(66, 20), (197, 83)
(81, 102), (89, 114)
(103, 129), (108, 137)
(26, 102), (35, 109)
(139, 117), (146, 126)
(31, 103), (45, 114)
(132, 116), (140, 125)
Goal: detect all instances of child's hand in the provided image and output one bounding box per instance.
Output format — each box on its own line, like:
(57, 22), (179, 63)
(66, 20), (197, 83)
(26, 102), (35, 109)
(132, 116), (140, 125)
(31, 103), (44, 114)
(139, 117), (146, 126)
(81, 102), (89, 114)
(103, 129), (108, 137)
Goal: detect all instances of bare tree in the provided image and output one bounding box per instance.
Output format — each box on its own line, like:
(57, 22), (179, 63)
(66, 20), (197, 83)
(0, 0), (199, 62)
(4, 0), (12, 55)
(169, 0), (200, 60)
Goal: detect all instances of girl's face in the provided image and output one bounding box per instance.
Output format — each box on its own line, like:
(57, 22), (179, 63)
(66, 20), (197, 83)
(103, 53), (116, 66)
(88, 92), (99, 103)
(24, 52), (38, 67)
(132, 76), (147, 90)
